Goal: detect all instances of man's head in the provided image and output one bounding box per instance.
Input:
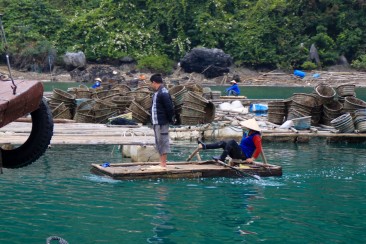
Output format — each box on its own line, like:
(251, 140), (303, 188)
(150, 74), (163, 90)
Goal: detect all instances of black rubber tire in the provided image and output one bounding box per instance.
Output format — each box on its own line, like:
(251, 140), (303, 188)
(1, 98), (54, 168)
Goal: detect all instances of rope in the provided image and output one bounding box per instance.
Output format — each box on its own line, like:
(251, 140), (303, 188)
(46, 236), (69, 244)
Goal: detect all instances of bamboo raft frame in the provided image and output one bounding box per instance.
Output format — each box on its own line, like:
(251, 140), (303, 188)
(90, 160), (282, 180)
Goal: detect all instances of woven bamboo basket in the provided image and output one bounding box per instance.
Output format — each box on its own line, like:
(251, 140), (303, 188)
(169, 85), (187, 106)
(137, 95), (152, 110)
(343, 96), (366, 110)
(268, 112), (286, 125)
(314, 84), (336, 105)
(183, 91), (208, 107)
(54, 108), (73, 120)
(108, 89), (121, 96)
(181, 105), (205, 117)
(336, 84), (356, 97)
(52, 102), (67, 117)
(92, 108), (117, 117)
(93, 99), (118, 110)
(74, 111), (95, 123)
(127, 91), (152, 101)
(112, 96), (135, 107)
(52, 88), (75, 101)
(92, 90), (109, 99)
(129, 101), (151, 121)
(134, 86), (151, 92)
(203, 101), (216, 124)
(111, 84), (132, 94)
(291, 93), (319, 108)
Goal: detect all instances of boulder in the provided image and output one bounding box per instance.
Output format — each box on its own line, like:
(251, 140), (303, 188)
(63, 51), (87, 71)
(180, 47), (233, 78)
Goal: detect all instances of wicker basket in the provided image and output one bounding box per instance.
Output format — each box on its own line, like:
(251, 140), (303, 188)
(95, 111), (118, 124)
(127, 91), (152, 101)
(112, 84), (132, 94)
(112, 96), (135, 107)
(314, 84), (336, 104)
(54, 108), (73, 120)
(343, 96), (366, 110)
(92, 90), (109, 99)
(291, 93), (319, 108)
(181, 105), (206, 117)
(52, 88), (75, 101)
(93, 99), (118, 110)
(74, 112), (95, 123)
(129, 101), (151, 121)
(52, 102), (67, 117)
(93, 108), (117, 117)
(336, 84), (356, 97)
(137, 95), (152, 110)
(203, 101), (216, 124)
(183, 91), (208, 106)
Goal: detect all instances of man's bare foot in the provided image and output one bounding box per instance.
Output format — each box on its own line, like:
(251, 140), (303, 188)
(160, 163), (167, 168)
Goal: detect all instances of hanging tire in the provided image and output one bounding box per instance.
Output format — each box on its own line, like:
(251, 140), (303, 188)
(1, 98), (54, 168)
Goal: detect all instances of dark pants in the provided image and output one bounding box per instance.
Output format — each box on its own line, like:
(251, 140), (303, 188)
(205, 139), (247, 161)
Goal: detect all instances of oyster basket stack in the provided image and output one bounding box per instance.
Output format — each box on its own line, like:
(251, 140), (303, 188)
(180, 91), (208, 125)
(49, 88), (76, 119)
(128, 101), (151, 124)
(342, 96), (366, 119)
(73, 99), (95, 123)
(287, 93), (320, 125)
(336, 84), (356, 103)
(169, 85), (188, 123)
(321, 100), (343, 126)
(267, 100), (287, 125)
(111, 96), (135, 114)
(330, 113), (355, 133)
(314, 84), (336, 105)
(92, 99), (119, 123)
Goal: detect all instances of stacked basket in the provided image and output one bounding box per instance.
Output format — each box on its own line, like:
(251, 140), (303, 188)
(74, 99), (95, 123)
(287, 93), (320, 125)
(111, 96), (135, 114)
(343, 96), (366, 118)
(321, 100), (343, 126)
(330, 113), (355, 133)
(169, 85), (188, 124)
(267, 100), (287, 125)
(336, 84), (356, 103)
(48, 88), (76, 120)
(128, 101), (151, 124)
(314, 84), (336, 105)
(180, 91), (208, 125)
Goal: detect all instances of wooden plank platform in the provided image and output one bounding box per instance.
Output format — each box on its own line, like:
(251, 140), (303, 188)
(90, 161), (282, 180)
(1, 121), (366, 145)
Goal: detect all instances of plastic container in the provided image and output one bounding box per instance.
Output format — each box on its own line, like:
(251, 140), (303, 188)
(294, 70), (306, 78)
(249, 103), (268, 112)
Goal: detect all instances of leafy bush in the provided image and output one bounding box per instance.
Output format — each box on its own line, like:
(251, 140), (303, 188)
(137, 55), (174, 74)
(301, 61), (317, 70)
(351, 54), (366, 71)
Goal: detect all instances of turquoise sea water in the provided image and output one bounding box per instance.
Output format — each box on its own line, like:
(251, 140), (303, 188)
(1, 141), (366, 243)
(42, 82), (366, 101)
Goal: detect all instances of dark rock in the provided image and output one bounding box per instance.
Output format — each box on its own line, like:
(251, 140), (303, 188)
(63, 51), (87, 71)
(180, 47), (233, 78)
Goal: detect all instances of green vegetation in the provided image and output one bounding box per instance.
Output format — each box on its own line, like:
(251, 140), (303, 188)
(0, 0), (365, 72)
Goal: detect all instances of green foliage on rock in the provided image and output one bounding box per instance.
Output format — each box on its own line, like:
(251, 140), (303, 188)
(351, 54), (366, 71)
(0, 0), (366, 70)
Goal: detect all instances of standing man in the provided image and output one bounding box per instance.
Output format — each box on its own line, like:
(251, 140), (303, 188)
(150, 74), (175, 167)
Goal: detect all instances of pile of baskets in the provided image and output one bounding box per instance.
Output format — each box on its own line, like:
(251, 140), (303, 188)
(180, 91), (209, 125)
(49, 88), (76, 120)
(330, 113), (355, 133)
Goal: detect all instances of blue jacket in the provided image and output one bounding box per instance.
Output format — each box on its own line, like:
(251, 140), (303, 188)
(226, 84), (240, 95)
(151, 85), (175, 125)
(239, 131), (260, 158)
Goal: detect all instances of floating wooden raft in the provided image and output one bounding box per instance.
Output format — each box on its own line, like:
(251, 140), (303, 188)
(90, 161), (282, 180)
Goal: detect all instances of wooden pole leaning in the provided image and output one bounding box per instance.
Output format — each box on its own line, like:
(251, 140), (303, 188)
(186, 146), (202, 162)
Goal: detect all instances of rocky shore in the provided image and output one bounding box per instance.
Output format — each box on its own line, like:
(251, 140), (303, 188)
(2, 64), (366, 87)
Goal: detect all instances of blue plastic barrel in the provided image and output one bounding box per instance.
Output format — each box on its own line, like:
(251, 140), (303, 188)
(250, 104), (268, 112)
(294, 70), (306, 78)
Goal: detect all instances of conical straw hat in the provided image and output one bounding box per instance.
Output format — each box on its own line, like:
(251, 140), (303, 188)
(240, 118), (261, 132)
